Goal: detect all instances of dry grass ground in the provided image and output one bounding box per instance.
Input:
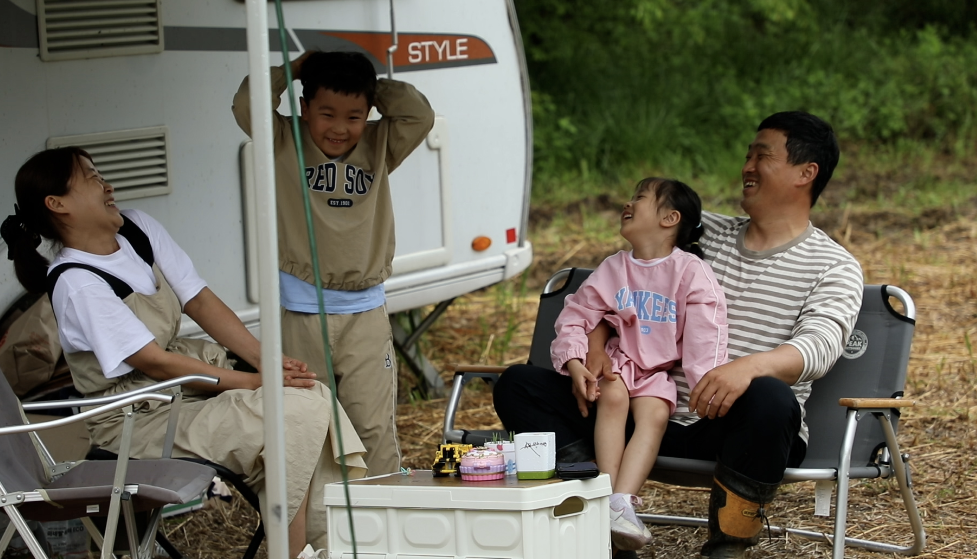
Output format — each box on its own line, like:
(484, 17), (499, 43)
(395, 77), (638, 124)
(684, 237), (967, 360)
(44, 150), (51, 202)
(167, 203), (977, 558)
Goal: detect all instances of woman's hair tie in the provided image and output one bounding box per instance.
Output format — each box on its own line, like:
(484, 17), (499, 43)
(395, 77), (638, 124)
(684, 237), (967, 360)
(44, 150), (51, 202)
(1, 204), (41, 259)
(696, 222), (703, 229)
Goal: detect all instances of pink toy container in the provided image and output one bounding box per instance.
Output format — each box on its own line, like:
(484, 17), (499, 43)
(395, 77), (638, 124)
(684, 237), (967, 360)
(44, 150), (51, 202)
(459, 448), (505, 481)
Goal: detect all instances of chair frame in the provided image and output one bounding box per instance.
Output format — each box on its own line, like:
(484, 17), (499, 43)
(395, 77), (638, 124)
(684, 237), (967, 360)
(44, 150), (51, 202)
(443, 268), (926, 558)
(81, 386), (268, 559)
(1, 374), (218, 559)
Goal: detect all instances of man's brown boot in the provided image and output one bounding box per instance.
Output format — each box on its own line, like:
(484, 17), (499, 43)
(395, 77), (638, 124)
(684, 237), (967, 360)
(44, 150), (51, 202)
(699, 463), (779, 558)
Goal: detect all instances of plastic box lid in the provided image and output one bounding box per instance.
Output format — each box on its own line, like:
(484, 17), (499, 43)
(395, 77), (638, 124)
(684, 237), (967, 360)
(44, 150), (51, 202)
(324, 470), (611, 511)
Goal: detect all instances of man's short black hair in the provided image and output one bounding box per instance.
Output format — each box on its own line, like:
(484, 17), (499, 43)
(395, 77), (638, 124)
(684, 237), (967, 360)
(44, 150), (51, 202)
(758, 111), (840, 207)
(301, 51), (378, 107)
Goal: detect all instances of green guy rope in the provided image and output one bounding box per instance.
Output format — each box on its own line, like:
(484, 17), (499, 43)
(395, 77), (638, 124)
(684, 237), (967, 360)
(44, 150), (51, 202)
(273, 2), (358, 557)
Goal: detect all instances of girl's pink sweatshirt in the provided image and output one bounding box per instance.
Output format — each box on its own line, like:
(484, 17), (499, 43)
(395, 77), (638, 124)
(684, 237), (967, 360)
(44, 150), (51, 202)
(551, 248), (729, 391)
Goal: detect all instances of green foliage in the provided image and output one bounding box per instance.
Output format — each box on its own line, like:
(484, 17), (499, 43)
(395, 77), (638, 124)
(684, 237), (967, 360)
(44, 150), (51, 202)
(517, 0), (977, 186)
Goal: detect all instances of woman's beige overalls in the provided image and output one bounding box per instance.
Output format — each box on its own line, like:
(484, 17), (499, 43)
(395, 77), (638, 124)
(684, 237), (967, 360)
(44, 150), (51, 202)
(62, 264), (365, 549)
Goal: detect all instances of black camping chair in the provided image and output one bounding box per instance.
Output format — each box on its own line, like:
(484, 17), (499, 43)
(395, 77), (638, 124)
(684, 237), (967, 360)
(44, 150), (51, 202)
(0, 374), (217, 559)
(443, 268), (926, 558)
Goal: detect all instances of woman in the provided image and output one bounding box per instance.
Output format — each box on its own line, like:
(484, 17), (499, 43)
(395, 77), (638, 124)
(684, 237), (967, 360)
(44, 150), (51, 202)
(2, 147), (365, 556)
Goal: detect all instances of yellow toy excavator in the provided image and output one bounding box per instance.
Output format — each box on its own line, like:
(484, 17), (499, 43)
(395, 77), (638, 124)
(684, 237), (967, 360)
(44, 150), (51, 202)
(432, 443), (473, 477)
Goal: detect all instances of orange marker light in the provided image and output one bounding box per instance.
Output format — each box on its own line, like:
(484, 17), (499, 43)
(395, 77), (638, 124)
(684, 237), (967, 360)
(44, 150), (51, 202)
(472, 236), (492, 252)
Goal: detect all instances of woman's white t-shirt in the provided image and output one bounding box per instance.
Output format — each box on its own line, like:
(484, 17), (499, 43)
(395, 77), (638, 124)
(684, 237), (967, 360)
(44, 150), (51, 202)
(49, 209), (208, 379)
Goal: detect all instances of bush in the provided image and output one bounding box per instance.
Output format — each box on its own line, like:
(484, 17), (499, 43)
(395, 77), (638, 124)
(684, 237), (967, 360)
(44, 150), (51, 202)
(517, 0), (977, 183)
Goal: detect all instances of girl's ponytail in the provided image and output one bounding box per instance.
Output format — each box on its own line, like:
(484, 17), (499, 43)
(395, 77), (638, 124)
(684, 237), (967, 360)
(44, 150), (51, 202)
(3, 147), (88, 293)
(678, 219), (705, 259)
(1, 206), (49, 294)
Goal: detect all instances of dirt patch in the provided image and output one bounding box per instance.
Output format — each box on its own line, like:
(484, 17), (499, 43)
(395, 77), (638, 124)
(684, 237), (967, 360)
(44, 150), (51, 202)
(822, 141), (977, 210)
(528, 192), (621, 230)
(813, 198), (977, 246)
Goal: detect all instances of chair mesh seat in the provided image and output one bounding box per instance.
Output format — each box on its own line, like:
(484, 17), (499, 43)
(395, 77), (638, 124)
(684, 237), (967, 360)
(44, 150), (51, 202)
(17, 459), (214, 521)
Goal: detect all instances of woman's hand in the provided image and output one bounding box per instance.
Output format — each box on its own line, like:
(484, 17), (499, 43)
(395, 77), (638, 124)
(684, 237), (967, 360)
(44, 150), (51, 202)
(283, 367), (317, 389)
(283, 355), (308, 373)
(282, 355), (317, 389)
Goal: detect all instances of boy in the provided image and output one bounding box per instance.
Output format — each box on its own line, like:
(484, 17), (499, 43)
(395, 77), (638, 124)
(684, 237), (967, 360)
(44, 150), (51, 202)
(232, 51), (435, 475)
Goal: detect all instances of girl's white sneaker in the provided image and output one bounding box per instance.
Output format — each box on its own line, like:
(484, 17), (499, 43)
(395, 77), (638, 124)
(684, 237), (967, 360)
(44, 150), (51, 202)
(609, 492), (653, 550)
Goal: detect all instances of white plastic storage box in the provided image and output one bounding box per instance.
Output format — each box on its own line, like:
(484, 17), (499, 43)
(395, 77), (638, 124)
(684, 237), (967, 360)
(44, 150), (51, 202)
(324, 470), (611, 558)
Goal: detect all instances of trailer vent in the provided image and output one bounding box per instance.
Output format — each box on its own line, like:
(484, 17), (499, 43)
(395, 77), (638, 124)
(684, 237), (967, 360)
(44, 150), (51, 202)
(47, 126), (172, 201)
(37, 0), (164, 62)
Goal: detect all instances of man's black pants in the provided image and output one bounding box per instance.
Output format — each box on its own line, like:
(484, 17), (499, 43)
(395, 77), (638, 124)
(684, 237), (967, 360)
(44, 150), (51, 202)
(493, 365), (806, 484)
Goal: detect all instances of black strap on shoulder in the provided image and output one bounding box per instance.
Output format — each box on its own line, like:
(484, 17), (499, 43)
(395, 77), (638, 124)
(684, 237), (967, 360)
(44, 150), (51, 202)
(46, 215), (155, 302)
(47, 263), (134, 302)
(118, 214), (154, 267)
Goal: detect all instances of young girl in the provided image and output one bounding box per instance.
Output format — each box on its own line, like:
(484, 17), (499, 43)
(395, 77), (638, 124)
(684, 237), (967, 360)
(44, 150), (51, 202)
(550, 177), (728, 550)
(2, 147), (366, 557)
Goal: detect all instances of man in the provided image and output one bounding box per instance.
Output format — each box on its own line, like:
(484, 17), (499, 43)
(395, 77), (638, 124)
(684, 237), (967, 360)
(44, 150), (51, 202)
(494, 111), (863, 558)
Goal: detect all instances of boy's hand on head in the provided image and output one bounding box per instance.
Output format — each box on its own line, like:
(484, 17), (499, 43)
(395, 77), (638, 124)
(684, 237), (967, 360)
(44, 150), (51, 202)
(567, 359), (598, 418)
(289, 50), (315, 80)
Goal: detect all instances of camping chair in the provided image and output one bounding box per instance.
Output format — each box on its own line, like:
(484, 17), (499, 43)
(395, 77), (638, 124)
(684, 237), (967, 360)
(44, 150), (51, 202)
(84, 448), (266, 559)
(444, 268), (926, 558)
(82, 372), (267, 559)
(0, 373), (219, 559)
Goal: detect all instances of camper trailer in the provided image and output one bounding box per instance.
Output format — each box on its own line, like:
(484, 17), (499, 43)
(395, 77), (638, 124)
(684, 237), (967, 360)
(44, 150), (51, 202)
(0, 0), (533, 339)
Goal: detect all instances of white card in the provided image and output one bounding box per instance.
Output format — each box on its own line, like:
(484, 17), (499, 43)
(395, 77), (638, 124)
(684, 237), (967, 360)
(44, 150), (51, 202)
(814, 480), (833, 517)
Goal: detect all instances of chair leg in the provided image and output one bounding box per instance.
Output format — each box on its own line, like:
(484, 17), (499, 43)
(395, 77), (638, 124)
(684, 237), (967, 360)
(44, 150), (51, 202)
(1, 507), (49, 559)
(1, 519), (16, 555)
(139, 510), (164, 559)
(878, 414), (926, 555)
(442, 371), (468, 442)
(243, 521), (265, 559)
(831, 410), (860, 559)
(155, 530), (184, 559)
(102, 404), (137, 559)
(443, 371), (505, 444)
(176, 460), (264, 559)
(101, 509), (122, 559)
(78, 517), (119, 559)
(122, 500), (142, 558)
(81, 517), (103, 547)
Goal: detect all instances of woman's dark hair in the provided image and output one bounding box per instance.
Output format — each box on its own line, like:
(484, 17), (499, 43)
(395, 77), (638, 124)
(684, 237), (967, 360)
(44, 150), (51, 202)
(1, 147), (91, 293)
(301, 51), (378, 107)
(634, 177), (704, 259)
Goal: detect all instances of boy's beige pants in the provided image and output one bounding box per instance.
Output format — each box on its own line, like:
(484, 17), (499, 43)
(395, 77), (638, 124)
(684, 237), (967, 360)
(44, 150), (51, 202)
(281, 305), (401, 476)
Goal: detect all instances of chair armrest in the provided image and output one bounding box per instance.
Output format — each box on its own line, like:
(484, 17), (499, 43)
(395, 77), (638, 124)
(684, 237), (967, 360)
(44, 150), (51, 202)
(1, 393), (174, 436)
(838, 398), (916, 409)
(21, 375), (221, 411)
(450, 364), (507, 374)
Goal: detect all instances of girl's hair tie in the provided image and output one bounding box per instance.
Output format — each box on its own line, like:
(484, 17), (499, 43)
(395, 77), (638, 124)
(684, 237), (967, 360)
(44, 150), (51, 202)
(1, 204), (41, 259)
